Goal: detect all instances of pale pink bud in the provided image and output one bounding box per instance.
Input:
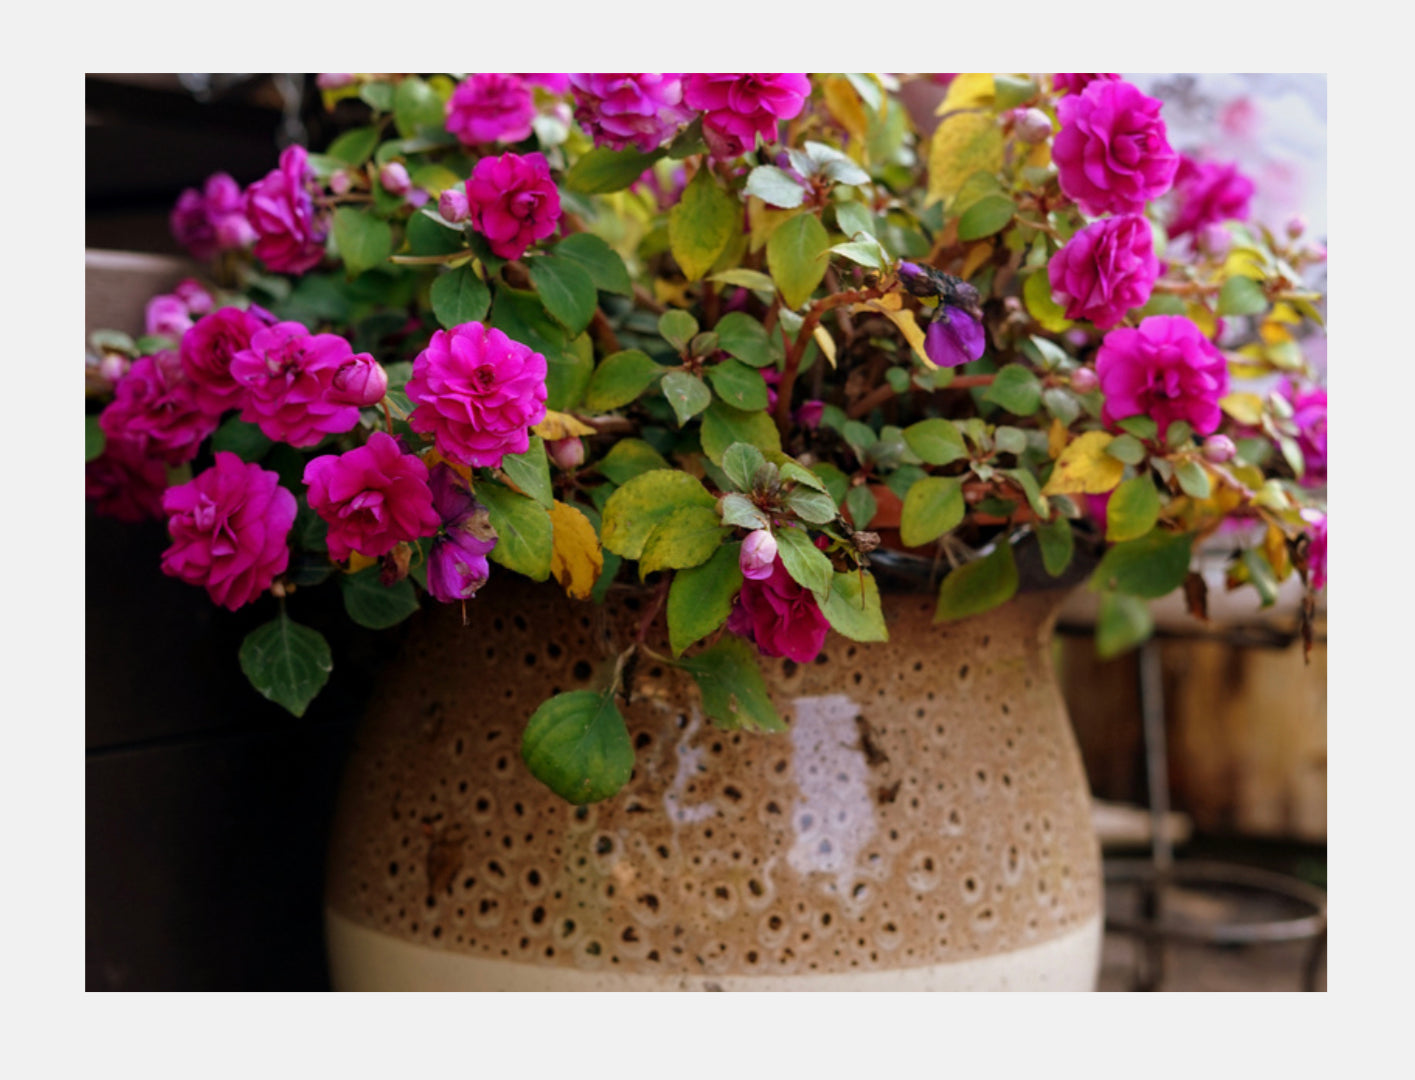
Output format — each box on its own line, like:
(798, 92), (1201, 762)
(1197, 223), (1231, 258)
(1202, 434), (1236, 463)
(438, 188), (469, 223)
(740, 529), (778, 580)
(547, 437), (584, 470)
(1285, 214), (1307, 239)
(99, 354), (130, 383)
(317, 73), (355, 90)
(174, 278), (214, 315)
(327, 354), (389, 408)
(1070, 366), (1099, 393)
(379, 162), (412, 196)
(405, 188), (429, 209)
(1012, 107), (1052, 144)
(329, 170), (353, 196)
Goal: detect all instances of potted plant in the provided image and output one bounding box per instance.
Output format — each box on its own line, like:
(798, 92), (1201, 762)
(85, 72), (1327, 990)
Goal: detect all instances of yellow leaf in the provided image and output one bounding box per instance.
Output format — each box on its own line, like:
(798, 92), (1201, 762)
(1259, 318), (1294, 346)
(935, 73), (995, 114)
(548, 501), (603, 600)
(1041, 431), (1124, 495)
(1047, 417), (1068, 459)
(653, 278), (693, 308)
(861, 299), (934, 368)
(812, 324), (838, 368)
(534, 410), (596, 439)
(1025, 141), (1052, 170)
(1223, 248), (1267, 280)
(1268, 301), (1301, 325)
(1219, 392), (1264, 425)
(1264, 525), (1292, 581)
(926, 111), (1003, 206)
(1186, 301), (1218, 339)
(423, 449), (473, 485)
(960, 240), (995, 281)
(747, 196), (798, 253)
(870, 291), (903, 311)
(344, 552), (378, 574)
(824, 76), (868, 143)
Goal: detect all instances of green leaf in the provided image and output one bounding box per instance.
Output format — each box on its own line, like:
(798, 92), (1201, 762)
(554, 232), (632, 296)
(820, 570), (888, 643)
(994, 75), (1039, 111)
(957, 194), (1016, 241)
(706, 359), (770, 411)
(566, 146), (665, 195)
(811, 462), (850, 506)
(597, 438), (670, 485)
(358, 82), (394, 112)
(994, 426), (1028, 455)
(1091, 528), (1193, 599)
(1106, 477), (1161, 543)
(639, 504), (728, 576)
(1096, 591), (1154, 659)
(393, 76), (445, 137)
(700, 400), (782, 466)
(676, 637), (785, 733)
(834, 201), (875, 239)
(85, 415), (106, 462)
(845, 484), (877, 529)
(900, 476), (966, 547)
(785, 487), (838, 524)
(1218, 275), (1268, 317)
(210, 416), (272, 462)
(721, 443), (766, 492)
(903, 418), (968, 466)
(1166, 420), (1195, 449)
(774, 526), (833, 601)
(500, 435), (553, 508)
(521, 689), (635, 804)
(935, 540), (1019, 622)
(745, 164), (807, 208)
(1000, 467), (1050, 518)
(668, 542), (744, 655)
(714, 312), (779, 368)
(1241, 548), (1281, 607)
(984, 364), (1043, 416)
(430, 265), (491, 329)
(407, 212), (465, 256)
(658, 309), (699, 352)
(239, 614), (333, 718)
(490, 288), (590, 412)
(478, 481), (554, 581)
(1023, 269), (1073, 333)
(584, 350), (664, 412)
(1036, 516), (1075, 577)
(1117, 416), (1158, 441)
(669, 166), (738, 281)
(601, 470), (715, 559)
(529, 255), (598, 336)
(767, 212), (831, 310)
(830, 238), (887, 270)
(660, 371), (712, 426)
(1105, 433), (1147, 465)
(332, 207), (393, 278)
(718, 492), (769, 530)
(709, 268), (778, 293)
(326, 125), (380, 166)
(340, 567), (420, 630)
(1176, 460), (1212, 499)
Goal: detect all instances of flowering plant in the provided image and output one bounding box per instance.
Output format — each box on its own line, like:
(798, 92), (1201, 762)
(85, 72), (1327, 804)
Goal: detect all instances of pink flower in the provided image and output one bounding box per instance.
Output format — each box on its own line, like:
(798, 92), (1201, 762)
(406, 321), (548, 468)
(1054, 79), (1178, 217)
(174, 279), (215, 315)
(302, 432), (441, 562)
(86, 443), (170, 523)
(1052, 73), (1119, 96)
(99, 350), (217, 465)
(726, 556), (830, 663)
(170, 173), (255, 260)
(160, 452), (297, 610)
(180, 306), (269, 417)
(146, 294), (194, 338)
(570, 73), (693, 152)
(683, 73), (811, 159)
(229, 321), (364, 447)
(244, 145), (328, 275)
(445, 73), (536, 146)
(739, 530), (778, 580)
(1168, 156), (1255, 239)
(924, 307), (986, 369)
(1283, 380), (1327, 485)
(464, 151), (560, 260)
(522, 73), (571, 94)
(795, 400), (825, 429)
(1048, 214), (1160, 330)
(1301, 509), (1327, 591)
(424, 465), (498, 602)
(1096, 315), (1229, 437)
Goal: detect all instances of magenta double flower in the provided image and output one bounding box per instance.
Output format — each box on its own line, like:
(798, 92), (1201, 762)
(244, 145), (329, 275)
(170, 172), (255, 260)
(180, 306), (271, 417)
(570, 74), (693, 152)
(230, 322), (371, 447)
(1096, 315), (1229, 437)
(1168, 156), (1255, 239)
(683, 73), (811, 159)
(1048, 214), (1160, 330)
(464, 151), (561, 260)
(99, 350), (218, 466)
(1054, 79), (1178, 217)
(303, 432), (442, 563)
(445, 73), (537, 146)
(727, 555), (830, 664)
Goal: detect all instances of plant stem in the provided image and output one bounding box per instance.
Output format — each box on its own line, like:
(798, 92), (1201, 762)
(775, 286), (885, 433)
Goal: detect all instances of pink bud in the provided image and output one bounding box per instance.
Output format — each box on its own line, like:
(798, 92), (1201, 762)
(1070, 366), (1099, 394)
(547, 437), (584, 470)
(327, 354), (389, 407)
(329, 170), (353, 196)
(1202, 434), (1236, 463)
(794, 400), (825, 430)
(99, 354), (130, 383)
(1197, 223), (1231, 258)
(379, 162), (412, 197)
(317, 73), (355, 90)
(740, 530), (778, 580)
(1012, 107), (1053, 144)
(404, 188), (429, 209)
(1285, 214), (1307, 239)
(173, 278), (214, 315)
(439, 188), (470, 223)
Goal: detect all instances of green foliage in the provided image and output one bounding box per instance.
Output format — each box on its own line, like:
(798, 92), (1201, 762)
(597, 439), (670, 485)
(430, 265), (490, 329)
(700, 401), (782, 466)
(601, 470), (715, 560)
(1105, 477), (1161, 543)
(669, 166), (738, 281)
(239, 613), (333, 718)
(393, 77), (445, 137)
(935, 541), (1019, 622)
(554, 233), (632, 295)
(661, 371), (713, 425)
(706, 359), (770, 411)
(478, 480), (554, 581)
(774, 525), (833, 601)
(490, 288), (591, 412)
(667, 542), (744, 655)
(957, 195), (1016, 241)
(1036, 516), (1075, 577)
(567, 146), (665, 194)
(899, 476), (966, 547)
(584, 350), (664, 412)
(521, 689), (635, 804)
(529, 255), (598, 336)
(85, 415), (105, 462)
(1091, 528), (1194, 599)
(1096, 591), (1155, 658)
(340, 567), (420, 629)
(1218, 275), (1267, 316)
(820, 570), (888, 642)
(745, 165), (807, 208)
(767, 212), (831, 309)
(984, 365), (1043, 416)
(500, 436), (553, 508)
(676, 637), (785, 733)
(638, 505), (728, 576)
(714, 312), (779, 368)
(332, 207), (393, 278)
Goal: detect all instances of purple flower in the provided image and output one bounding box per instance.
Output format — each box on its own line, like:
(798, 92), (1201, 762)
(924, 308), (986, 369)
(570, 73), (693, 152)
(726, 556), (830, 663)
(302, 432), (442, 563)
(464, 151), (560, 260)
(1048, 214), (1160, 330)
(229, 321), (364, 447)
(683, 73), (811, 159)
(99, 350), (218, 465)
(244, 145), (328, 275)
(1052, 73), (1120, 96)
(170, 172), (255, 259)
(739, 530), (778, 580)
(1168, 156), (1255, 239)
(86, 442), (170, 523)
(1054, 79), (1178, 217)
(406, 321), (548, 469)
(160, 452), (296, 611)
(424, 465), (498, 603)
(1282, 380), (1327, 485)
(445, 73), (536, 146)
(1096, 315), (1229, 437)
(180, 305), (269, 418)
(1301, 509), (1327, 591)
(795, 400), (825, 429)
(146, 294), (194, 338)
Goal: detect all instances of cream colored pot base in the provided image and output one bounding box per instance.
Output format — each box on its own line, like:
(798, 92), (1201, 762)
(327, 907), (1101, 991)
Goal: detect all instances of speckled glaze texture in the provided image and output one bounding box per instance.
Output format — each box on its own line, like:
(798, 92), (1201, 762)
(325, 579), (1102, 989)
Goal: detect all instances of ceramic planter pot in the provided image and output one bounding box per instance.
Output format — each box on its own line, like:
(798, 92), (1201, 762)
(324, 543), (1104, 990)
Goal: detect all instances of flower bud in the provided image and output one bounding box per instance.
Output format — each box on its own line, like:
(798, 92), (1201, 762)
(740, 529), (778, 581)
(547, 437), (585, 470)
(1196, 223), (1231, 258)
(1285, 214), (1307, 239)
(895, 260), (932, 296)
(1070, 366), (1099, 393)
(1012, 107), (1053, 144)
(1202, 434), (1237, 463)
(404, 188), (429, 210)
(329, 170), (353, 196)
(99, 354), (130, 384)
(379, 162), (412, 197)
(327, 354), (389, 407)
(316, 73), (355, 90)
(438, 187), (470, 223)
(174, 278), (214, 315)
(794, 400), (825, 430)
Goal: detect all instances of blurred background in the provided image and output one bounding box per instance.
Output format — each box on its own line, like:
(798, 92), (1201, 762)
(85, 73), (1327, 991)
